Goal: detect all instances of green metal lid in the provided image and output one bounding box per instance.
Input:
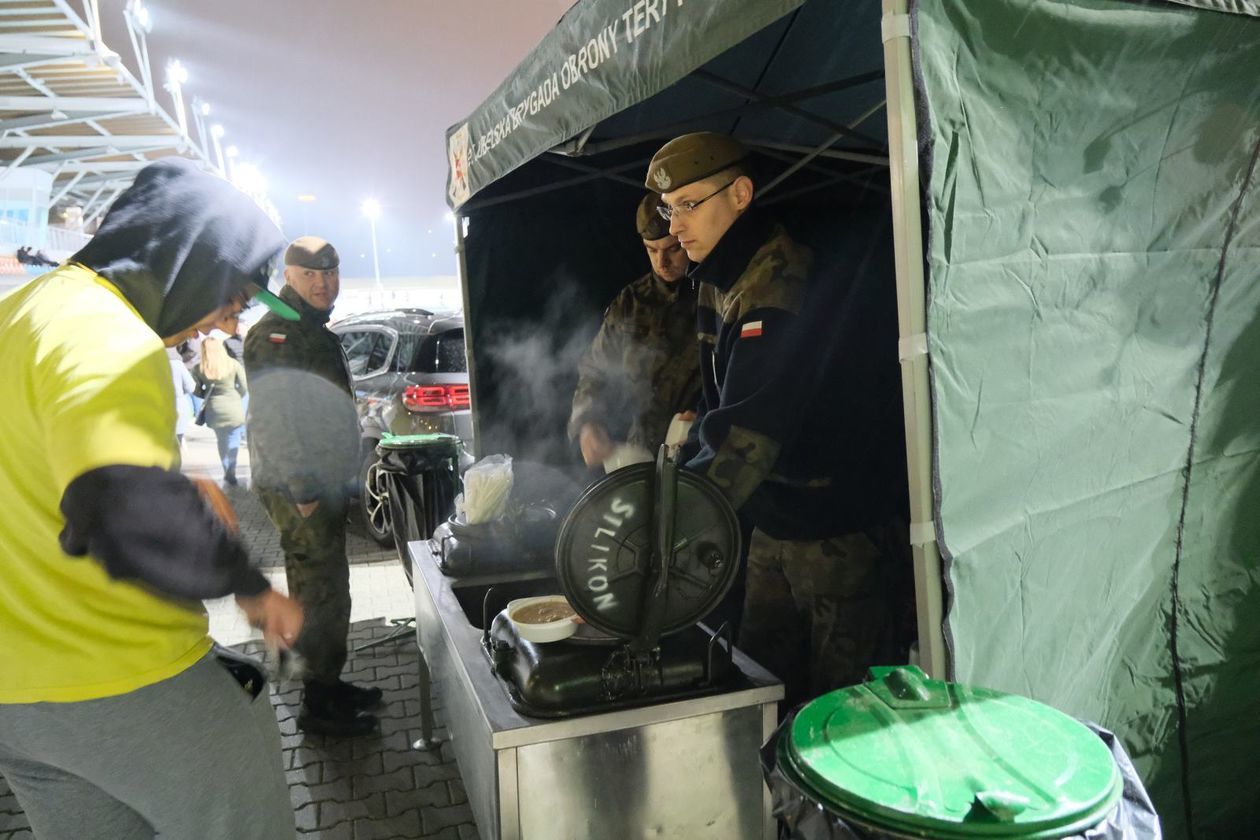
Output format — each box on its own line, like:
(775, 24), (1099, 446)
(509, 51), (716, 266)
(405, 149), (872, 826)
(377, 432), (462, 450)
(782, 666), (1122, 839)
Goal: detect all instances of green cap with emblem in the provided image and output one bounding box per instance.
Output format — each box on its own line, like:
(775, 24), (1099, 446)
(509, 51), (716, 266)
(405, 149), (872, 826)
(645, 132), (749, 194)
(635, 193), (671, 240)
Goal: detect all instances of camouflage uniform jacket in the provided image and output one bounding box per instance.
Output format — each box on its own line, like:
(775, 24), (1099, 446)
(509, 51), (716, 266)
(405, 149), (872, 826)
(243, 285), (360, 504)
(686, 211), (845, 539)
(568, 271), (700, 453)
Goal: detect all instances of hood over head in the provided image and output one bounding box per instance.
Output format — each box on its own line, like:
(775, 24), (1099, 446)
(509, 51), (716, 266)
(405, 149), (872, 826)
(71, 158), (286, 338)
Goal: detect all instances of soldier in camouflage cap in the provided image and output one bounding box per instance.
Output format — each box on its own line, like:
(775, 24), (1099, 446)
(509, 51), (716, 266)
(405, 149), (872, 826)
(245, 235), (382, 737)
(568, 193), (700, 468)
(647, 132), (911, 706)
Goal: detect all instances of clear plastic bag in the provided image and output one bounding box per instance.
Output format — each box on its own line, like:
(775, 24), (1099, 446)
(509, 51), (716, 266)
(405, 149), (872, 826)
(455, 454), (514, 524)
(603, 443), (652, 473)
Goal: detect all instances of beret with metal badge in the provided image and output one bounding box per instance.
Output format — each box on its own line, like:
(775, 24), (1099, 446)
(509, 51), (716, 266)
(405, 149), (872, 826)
(645, 132), (749, 194)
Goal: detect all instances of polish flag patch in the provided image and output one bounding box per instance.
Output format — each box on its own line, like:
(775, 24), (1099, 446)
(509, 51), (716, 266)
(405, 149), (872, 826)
(740, 320), (764, 339)
(268, 333), (287, 343)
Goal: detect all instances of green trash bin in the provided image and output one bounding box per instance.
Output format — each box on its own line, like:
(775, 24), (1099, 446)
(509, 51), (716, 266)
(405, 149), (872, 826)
(375, 433), (462, 586)
(772, 666), (1127, 839)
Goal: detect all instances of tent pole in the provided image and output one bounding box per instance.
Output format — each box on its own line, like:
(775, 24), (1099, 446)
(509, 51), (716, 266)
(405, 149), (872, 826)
(453, 214), (482, 459)
(759, 100), (886, 199)
(692, 69), (885, 148)
(759, 167), (886, 207)
(576, 74), (887, 159)
(755, 148), (889, 196)
(750, 141), (889, 166)
(881, 0), (947, 678)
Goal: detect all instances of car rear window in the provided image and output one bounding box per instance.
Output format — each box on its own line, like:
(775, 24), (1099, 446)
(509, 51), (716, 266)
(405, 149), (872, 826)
(400, 328), (467, 374)
(341, 330), (392, 377)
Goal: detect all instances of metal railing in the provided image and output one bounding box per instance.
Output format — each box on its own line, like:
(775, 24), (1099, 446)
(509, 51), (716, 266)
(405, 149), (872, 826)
(44, 225), (92, 256)
(0, 220), (91, 258)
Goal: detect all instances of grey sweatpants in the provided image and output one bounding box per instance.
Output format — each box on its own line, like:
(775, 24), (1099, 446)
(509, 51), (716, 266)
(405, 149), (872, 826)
(0, 653), (294, 839)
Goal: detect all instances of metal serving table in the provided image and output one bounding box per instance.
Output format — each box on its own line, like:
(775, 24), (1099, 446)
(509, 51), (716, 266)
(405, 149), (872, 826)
(410, 539), (784, 840)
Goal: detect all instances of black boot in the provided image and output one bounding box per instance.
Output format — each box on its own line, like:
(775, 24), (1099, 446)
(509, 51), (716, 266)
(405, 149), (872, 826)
(298, 682), (378, 737)
(333, 680), (385, 711)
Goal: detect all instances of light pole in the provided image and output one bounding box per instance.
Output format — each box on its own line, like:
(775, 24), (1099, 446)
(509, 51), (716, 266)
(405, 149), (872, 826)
(210, 123), (225, 176)
(361, 198), (382, 304)
(191, 100), (211, 164)
(297, 194), (316, 234)
(164, 60), (188, 138)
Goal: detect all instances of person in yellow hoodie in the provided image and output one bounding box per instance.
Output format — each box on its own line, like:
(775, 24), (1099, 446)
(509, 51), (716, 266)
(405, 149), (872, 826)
(0, 159), (306, 839)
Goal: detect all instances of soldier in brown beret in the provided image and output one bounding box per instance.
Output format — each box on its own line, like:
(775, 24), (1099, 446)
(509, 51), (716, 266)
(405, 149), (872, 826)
(245, 235), (382, 736)
(568, 193), (700, 468)
(647, 132), (909, 707)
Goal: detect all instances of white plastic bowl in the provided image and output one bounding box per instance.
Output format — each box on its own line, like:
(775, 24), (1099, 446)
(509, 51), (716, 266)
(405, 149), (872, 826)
(506, 595), (579, 643)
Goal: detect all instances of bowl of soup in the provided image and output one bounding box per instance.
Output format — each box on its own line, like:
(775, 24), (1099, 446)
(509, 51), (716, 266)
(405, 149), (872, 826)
(506, 595), (579, 643)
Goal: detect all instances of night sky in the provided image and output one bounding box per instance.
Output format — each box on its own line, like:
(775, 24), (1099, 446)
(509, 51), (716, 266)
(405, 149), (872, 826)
(99, 0), (577, 277)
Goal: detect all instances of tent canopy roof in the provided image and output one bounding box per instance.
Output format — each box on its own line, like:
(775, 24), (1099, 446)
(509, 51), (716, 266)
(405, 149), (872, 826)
(444, 0), (888, 211)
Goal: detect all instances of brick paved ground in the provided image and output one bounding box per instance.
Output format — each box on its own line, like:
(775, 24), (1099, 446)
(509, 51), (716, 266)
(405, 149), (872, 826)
(0, 425), (480, 840)
(254, 622), (478, 840)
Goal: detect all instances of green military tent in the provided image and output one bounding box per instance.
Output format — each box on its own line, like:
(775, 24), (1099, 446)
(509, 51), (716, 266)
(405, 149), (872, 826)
(444, 1), (1260, 836)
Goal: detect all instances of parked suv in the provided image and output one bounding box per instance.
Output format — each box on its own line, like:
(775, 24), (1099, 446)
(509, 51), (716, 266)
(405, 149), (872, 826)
(330, 308), (472, 543)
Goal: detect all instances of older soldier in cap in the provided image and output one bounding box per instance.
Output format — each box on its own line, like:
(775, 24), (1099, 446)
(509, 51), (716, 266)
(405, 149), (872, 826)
(569, 193), (700, 469)
(646, 133), (910, 707)
(245, 236), (380, 736)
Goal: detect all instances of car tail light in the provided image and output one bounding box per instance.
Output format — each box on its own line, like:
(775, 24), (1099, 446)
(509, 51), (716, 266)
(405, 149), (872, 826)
(403, 384), (470, 412)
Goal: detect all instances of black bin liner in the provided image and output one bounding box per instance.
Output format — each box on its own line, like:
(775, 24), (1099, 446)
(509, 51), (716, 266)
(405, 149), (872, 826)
(376, 438), (461, 584)
(761, 715), (1162, 840)
(430, 504), (557, 577)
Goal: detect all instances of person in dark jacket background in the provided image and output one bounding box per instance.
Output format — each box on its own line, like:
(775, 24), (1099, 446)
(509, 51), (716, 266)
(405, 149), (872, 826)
(245, 235), (379, 737)
(0, 158), (304, 839)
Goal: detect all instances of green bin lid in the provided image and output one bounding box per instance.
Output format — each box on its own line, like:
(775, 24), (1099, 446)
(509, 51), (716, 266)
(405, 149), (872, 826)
(377, 433), (462, 450)
(782, 666), (1122, 839)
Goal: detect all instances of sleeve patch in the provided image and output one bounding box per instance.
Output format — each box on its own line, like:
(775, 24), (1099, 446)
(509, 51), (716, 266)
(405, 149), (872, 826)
(268, 333), (287, 343)
(740, 321), (763, 339)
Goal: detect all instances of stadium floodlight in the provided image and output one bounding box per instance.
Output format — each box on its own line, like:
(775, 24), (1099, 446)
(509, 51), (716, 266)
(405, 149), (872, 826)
(361, 198), (381, 221)
(233, 163), (267, 195)
(165, 60), (188, 86)
(127, 0), (153, 33)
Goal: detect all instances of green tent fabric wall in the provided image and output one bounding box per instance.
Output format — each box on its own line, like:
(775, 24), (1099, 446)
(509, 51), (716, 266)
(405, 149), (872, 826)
(914, 0), (1260, 836)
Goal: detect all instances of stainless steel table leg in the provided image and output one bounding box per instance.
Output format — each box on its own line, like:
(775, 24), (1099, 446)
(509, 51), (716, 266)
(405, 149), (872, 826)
(412, 643), (442, 751)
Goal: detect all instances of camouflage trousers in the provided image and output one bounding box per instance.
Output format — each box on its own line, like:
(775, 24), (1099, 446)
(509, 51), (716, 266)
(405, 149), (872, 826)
(258, 489), (351, 686)
(737, 521), (913, 708)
